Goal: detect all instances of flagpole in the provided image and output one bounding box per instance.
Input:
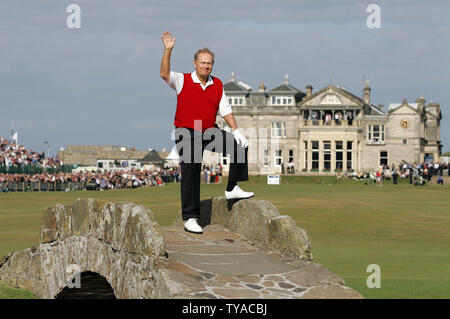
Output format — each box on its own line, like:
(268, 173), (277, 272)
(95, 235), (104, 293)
(10, 120), (18, 144)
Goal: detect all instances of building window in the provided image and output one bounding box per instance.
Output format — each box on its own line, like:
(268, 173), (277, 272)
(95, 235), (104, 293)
(228, 96), (244, 106)
(271, 122), (286, 138)
(335, 141), (343, 170)
(403, 139), (407, 145)
(323, 141), (331, 170)
(304, 141), (308, 170)
(275, 149), (282, 166)
(271, 96), (293, 106)
(347, 141), (353, 169)
(263, 149), (269, 166)
(289, 149), (294, 163)
(380, 151), (388, 166)
(312, 141), (319, 170)
(368, 124), (385, 143)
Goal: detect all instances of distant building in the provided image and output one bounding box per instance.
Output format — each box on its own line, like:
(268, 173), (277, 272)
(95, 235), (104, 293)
(58, 145), (148, 166)
(138, 150), (165, 169)
(58, 146), (166, 171)
(209, 74), (443, 175)
(96, 158), (141, 172)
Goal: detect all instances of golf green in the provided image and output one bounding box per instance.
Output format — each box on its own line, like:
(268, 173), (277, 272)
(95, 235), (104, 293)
(1, 176), (449, 298)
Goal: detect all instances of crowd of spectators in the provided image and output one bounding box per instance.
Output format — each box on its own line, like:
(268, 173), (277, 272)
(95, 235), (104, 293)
(202, 164), (223, 184)
(1, 136), (183, 192)
(0, 167), (182, 192)
(1, 136), (62, 168)
(337, 161), (449, 186)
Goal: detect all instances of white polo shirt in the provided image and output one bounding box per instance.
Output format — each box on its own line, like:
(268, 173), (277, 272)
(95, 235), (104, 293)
(168, 71), (233, 118)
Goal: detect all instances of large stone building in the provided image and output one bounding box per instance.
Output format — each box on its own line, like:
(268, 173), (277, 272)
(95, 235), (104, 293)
(209, 73), (443, 175)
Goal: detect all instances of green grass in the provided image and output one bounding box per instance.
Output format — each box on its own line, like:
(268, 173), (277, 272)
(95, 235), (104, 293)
(1, 176), (449, 298)
(0, 283), (37, 299)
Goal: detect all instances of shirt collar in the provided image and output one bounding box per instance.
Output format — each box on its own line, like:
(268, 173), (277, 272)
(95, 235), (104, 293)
(191, 71), (214, 88)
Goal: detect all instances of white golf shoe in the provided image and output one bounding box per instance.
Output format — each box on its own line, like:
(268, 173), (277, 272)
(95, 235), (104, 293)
(184, 218), (203, 234)
(225, 185), (254, 200)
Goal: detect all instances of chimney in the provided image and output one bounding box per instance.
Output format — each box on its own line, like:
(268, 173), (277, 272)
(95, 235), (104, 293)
(415, 95), (425, 104)
(363, 80), (371, 104)
(258, 82), (266, 92)
(415, 96), (425, 113)
(427, 102), (441, 118)
(306, 85), (313, 98)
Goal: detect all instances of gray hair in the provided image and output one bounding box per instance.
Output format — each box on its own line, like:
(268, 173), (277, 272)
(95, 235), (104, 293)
(194, 47), (215, 62)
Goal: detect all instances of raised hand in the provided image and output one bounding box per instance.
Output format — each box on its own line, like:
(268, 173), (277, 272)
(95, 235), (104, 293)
(161, 31), (176, 50)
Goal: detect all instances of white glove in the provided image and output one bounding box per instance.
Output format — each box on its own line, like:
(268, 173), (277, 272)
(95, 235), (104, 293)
(232, 129), (248, 148)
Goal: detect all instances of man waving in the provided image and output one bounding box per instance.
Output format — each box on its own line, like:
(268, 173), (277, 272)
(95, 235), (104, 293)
(160, 31), (254, 234)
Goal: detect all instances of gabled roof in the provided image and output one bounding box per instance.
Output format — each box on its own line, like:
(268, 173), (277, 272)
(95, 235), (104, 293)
(388, 103), (418, 111)
(269, 75), (305, 95)
(388, 98), (420, 114)
(157, 151), (170, 159)
(269, 83), (303, 93)
(138, 150), (163, 163)
(223, 72), (251, 94)
(299, 84), (365, 106)
(224, 81), (248, 92)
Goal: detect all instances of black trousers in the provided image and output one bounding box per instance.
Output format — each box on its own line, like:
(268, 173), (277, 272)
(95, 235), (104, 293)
(175, 126), (248, 221)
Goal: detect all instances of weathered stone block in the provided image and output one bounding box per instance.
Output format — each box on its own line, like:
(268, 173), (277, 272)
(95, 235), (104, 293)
(56, 204), (72, 241)
(71, 198), (93, 236)
(210, 197), (231, 226)
(229, 199), (279, 244)
(41, 206), (57, 243)
(268, 215), (312, 261)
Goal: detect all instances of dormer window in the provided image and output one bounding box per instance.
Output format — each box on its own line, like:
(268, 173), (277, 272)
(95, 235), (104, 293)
(228, 96), (245, 106)
(321, 94), (342, 105)
(271, 96), (293, 106)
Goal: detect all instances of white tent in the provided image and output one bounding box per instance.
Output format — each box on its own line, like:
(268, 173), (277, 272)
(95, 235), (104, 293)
(165, 145), (179, 167)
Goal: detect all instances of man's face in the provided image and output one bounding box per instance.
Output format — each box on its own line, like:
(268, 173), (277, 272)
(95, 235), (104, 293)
(194, 53), (214, 78)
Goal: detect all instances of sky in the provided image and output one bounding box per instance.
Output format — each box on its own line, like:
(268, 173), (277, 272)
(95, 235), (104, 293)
(1, 0), (449, 156)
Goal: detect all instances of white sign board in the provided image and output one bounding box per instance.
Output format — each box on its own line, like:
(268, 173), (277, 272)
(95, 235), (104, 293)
(267, 175), (280, 185)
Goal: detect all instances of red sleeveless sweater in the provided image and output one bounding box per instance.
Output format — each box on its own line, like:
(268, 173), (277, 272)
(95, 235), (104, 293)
(174, 73), (223, 131)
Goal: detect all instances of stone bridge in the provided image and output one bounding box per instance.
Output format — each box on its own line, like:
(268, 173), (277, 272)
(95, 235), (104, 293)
(0, 198), (363, 299)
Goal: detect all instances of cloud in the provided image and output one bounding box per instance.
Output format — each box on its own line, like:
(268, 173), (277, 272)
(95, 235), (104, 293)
(0, 0), (449, 153)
